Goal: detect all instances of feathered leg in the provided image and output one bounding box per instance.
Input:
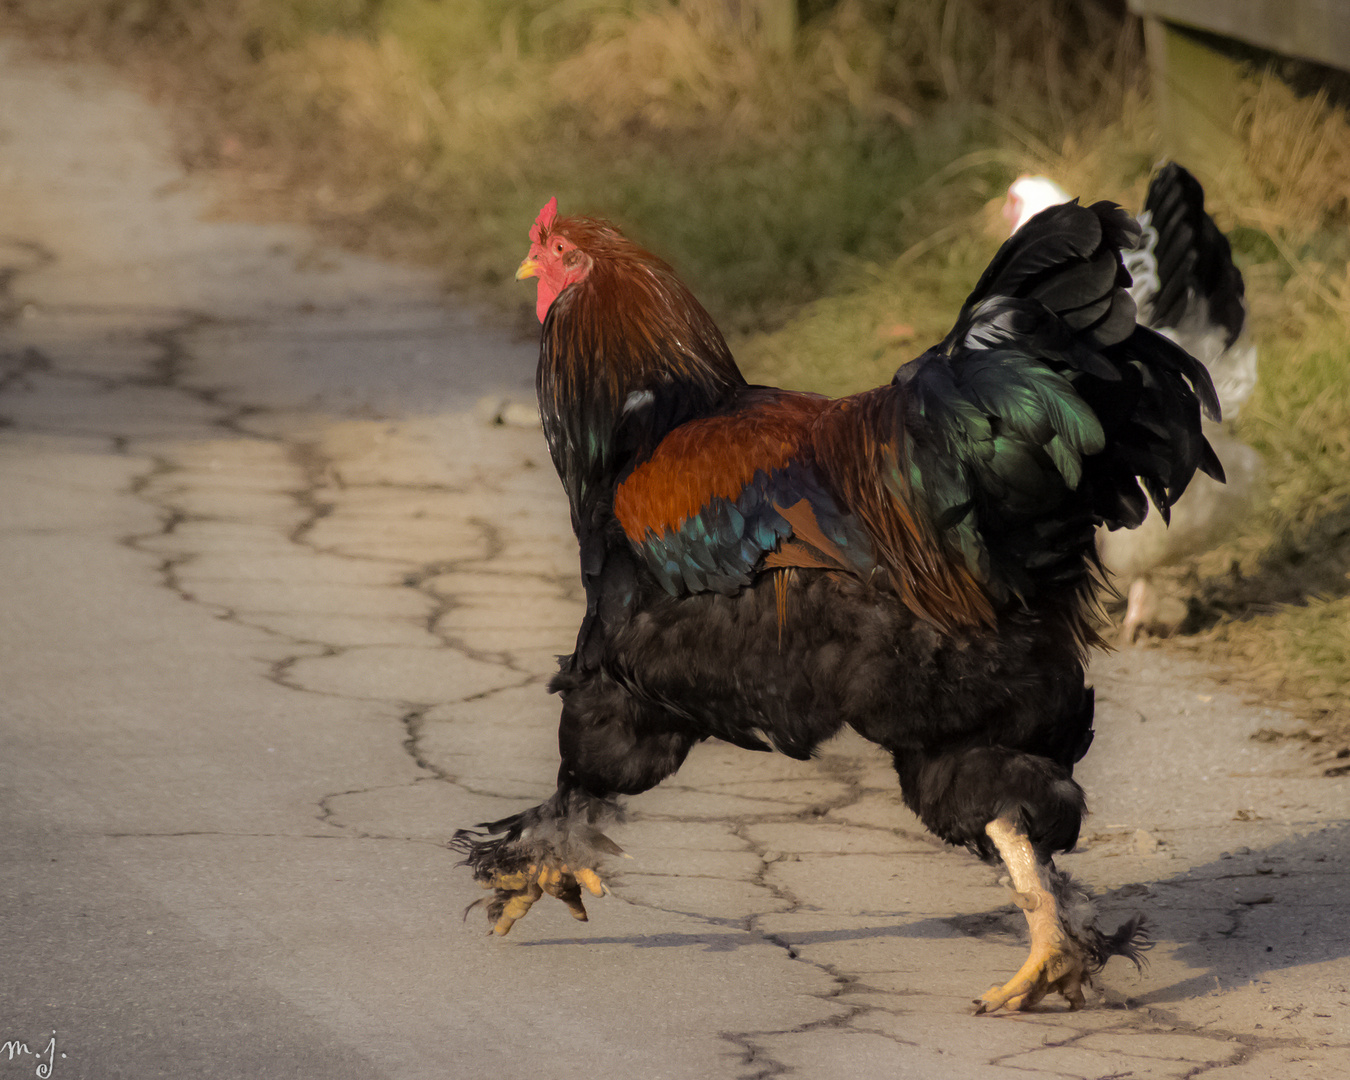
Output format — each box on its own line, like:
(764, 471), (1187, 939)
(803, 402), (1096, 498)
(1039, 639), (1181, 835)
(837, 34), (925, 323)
(451, 788), (622, 935)
(975, 815), (1148, 1013)
(453, 667), (697, 935)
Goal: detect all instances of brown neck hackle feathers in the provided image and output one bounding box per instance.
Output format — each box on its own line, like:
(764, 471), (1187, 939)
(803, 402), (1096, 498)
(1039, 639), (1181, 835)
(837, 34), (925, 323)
(535, 214), (746, 509)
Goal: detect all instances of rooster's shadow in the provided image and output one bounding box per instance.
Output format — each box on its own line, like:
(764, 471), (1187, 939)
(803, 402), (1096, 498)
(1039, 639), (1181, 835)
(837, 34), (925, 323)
(519, 819), (1350, 1004)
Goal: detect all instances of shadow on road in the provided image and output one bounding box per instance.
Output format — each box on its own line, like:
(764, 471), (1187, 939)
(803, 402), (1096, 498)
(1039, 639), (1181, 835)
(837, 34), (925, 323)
(514, 818), (1350, 1005)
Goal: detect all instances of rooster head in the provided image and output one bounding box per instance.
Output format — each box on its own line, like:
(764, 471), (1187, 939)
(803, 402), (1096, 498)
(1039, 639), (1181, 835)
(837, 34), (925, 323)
(517, 197), (595, 323)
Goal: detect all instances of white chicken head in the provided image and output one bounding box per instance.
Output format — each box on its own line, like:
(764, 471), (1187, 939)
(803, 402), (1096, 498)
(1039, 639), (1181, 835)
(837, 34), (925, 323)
(1003, 175), (1072, 234)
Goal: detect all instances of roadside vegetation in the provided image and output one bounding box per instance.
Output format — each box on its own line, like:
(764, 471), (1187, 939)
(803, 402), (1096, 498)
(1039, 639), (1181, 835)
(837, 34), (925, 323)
(5, 0), (1348, 741)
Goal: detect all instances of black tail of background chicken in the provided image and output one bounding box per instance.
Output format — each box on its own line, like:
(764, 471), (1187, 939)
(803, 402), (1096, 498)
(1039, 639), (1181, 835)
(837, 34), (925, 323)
(1141, 162), (1247, 347)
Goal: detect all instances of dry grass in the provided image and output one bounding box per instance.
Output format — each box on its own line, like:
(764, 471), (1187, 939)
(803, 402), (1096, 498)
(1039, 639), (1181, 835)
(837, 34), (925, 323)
(0, 0), (1146, 327)
(1237, 74), (1350, 238)
(551, 0), (1140, 141)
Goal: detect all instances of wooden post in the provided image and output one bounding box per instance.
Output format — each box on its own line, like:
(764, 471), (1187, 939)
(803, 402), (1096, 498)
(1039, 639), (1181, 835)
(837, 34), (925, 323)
(1151, 21), (1247, 171)
(1142, 16), (1173, 154)
(1128, 0), (1350, 72)
(1130, 0), (1350, 171)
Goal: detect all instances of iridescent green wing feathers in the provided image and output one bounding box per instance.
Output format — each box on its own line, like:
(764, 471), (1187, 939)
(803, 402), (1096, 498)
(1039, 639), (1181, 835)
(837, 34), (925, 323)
(878, 201), (1221, 603)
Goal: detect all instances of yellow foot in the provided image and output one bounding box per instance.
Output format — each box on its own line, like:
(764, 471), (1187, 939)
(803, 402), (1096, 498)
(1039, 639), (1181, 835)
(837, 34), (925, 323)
(974, 932), (1089, 1013)
(481, 863), (607, 936)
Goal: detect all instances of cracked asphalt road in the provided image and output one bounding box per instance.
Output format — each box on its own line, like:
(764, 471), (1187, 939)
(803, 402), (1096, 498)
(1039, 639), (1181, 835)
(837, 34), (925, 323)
(1, 39), (1348, 1080)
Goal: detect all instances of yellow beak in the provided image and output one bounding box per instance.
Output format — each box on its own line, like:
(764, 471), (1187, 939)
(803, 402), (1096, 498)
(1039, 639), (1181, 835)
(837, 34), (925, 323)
(515, 257), (540, 280)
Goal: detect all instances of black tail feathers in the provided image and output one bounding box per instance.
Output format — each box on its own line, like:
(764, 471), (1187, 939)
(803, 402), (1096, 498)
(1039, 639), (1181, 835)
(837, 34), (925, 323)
(1140, 162), (1247, 347)
(961, 199), (1142, 352)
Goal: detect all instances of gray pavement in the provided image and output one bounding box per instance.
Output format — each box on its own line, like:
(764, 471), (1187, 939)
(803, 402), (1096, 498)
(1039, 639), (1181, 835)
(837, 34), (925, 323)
(1, 39), (1347, 1080)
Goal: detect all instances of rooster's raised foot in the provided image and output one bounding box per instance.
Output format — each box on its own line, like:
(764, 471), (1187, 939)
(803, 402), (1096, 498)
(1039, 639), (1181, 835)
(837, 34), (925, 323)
(477, 862), (608, 936)
(452, 790), (624, 936)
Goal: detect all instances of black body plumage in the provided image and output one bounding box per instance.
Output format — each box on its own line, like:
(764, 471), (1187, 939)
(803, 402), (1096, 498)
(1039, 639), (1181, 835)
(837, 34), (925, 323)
(453, 199), (1220, 951)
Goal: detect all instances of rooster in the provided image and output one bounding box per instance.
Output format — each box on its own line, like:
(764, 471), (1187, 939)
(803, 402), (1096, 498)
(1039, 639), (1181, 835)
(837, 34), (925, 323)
(453, 196), (1221, 1013)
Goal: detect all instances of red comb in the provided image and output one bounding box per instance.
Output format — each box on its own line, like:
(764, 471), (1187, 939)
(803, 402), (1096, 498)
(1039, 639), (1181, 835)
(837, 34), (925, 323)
(530, 197), (559, 244)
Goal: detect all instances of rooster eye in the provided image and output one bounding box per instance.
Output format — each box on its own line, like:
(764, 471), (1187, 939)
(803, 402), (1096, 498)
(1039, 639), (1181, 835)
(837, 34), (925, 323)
(553, 241), (566, 254)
